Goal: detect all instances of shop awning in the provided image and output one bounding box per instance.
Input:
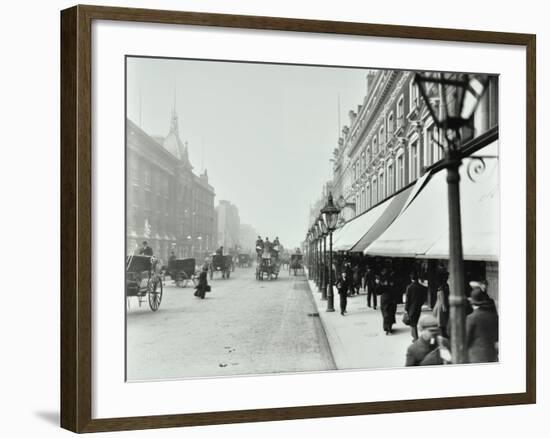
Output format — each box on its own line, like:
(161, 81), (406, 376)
(350, 184), (415, 253)
(332, 198), (391, 251)
(365, 142), (499, 261)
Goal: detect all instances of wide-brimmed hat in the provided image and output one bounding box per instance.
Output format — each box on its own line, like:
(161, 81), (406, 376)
(418, 314), (439, 330)
(469, 280), (488, 291)
(470, 287), (491, 305)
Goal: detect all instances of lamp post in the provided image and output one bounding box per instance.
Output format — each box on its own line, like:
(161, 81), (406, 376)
(318, 215), (328, 300)
(313, 223), (321, 287)
(321, 192), (341, 313)
(415, 71), (489, 364)
(312, 228), (317, 283)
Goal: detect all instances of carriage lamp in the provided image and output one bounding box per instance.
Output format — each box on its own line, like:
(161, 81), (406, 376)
(414, 71), (489, 364)
(321, 193), (341, 312)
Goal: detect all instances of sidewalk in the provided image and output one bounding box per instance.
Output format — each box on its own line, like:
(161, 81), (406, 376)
(306, 274), (430, 370)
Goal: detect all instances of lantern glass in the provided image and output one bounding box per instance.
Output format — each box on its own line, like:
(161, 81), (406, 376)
(415, 72), (488, 136)
(321, 192), (341, 232)
(318, 216), (327, 235)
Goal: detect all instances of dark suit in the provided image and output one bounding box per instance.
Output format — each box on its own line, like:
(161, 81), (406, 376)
(365, 269), (377, 308)
(405, 281), (428, 340)
(139, 246), (153, 256)
(335, 275), (350, 313)
(466, 300), (499, 363)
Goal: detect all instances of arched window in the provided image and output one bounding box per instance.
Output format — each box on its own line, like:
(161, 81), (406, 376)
(397, 94), (405, 128)
(379, 169), (385, 201)
(410, 80), (419, 109)
(387, 112), (394, 136)
(379, 124), (385, 149)
(366, 183), (371, 210)
(387, 162), (394, 195)
(409, 139), (419, 182)
(396, 151), (404, 190)
(373, 136), (378, 155)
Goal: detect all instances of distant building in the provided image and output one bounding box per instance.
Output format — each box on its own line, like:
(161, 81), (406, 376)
(239, 223), (258, 253)
(216, 200), (241, 251)
(126, 107), (216, 261)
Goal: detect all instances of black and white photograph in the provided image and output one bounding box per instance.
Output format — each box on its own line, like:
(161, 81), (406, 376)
(125, 57), (499, 381)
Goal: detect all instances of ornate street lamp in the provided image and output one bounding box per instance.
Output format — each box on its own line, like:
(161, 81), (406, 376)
(317, 215), (328, 300)
(415, 72), (488, 146)
(321, 192), (341, 312)
(415, 71), (489, 364)
(313, 222), (321, 287)
(310, 226), (317, 284)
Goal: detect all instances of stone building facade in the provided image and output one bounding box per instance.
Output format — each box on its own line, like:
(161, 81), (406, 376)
(126, 110), (216, 261)
(331, 69), (498, 216)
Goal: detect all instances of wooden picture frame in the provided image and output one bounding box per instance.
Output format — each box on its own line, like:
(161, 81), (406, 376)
(61, 4), (536, 433)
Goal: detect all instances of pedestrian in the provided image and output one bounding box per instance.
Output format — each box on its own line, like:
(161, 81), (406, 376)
(432, 270), (450, 337)
(404, 272), (428, 341)
(139, 240), (153, 256)
(379, 268), (397, 335)
(466, 287), (499, 363)
(405, 315), (452, 366)
(365, 265), (377, 309)
(335, 270), (350, 316)
(194, 265), (210, 299)
(343, 260), (353, 296)
(352, 262), (361, 295)
(255, 236), (264, 258)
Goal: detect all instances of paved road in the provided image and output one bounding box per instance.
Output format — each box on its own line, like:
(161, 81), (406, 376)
(126, 266), (336, 381)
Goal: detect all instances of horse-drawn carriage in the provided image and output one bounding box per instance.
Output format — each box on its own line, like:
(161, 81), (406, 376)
(126, 255), (163, 311)
(237, 253), (252, 268)
(209, 254), (232, 279)
(168, 257), (197, 287)
(289, 253), (304, 276)
(256, 258), (279, 280)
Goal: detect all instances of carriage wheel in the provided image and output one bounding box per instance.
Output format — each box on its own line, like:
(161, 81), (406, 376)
(148, 278), (163, 311)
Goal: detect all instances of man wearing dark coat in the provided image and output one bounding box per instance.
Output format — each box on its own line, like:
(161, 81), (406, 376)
(139, 241), (153, 256)
(406, 315), (451, 366)
(405, 272), (428, 341)
(255, 236), (264, 255)
(335, 271), (351, 316)
(466, 288), (499, 363)
(194, 266), (210, 299)
(365, 265), (377, 309)
(378, 268), (396, 335)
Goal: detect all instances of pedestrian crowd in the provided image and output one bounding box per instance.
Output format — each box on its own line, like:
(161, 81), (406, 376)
(326, 254), (499, 366)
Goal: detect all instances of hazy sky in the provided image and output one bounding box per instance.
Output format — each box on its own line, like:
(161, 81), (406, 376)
(127, 57), (369, 249)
